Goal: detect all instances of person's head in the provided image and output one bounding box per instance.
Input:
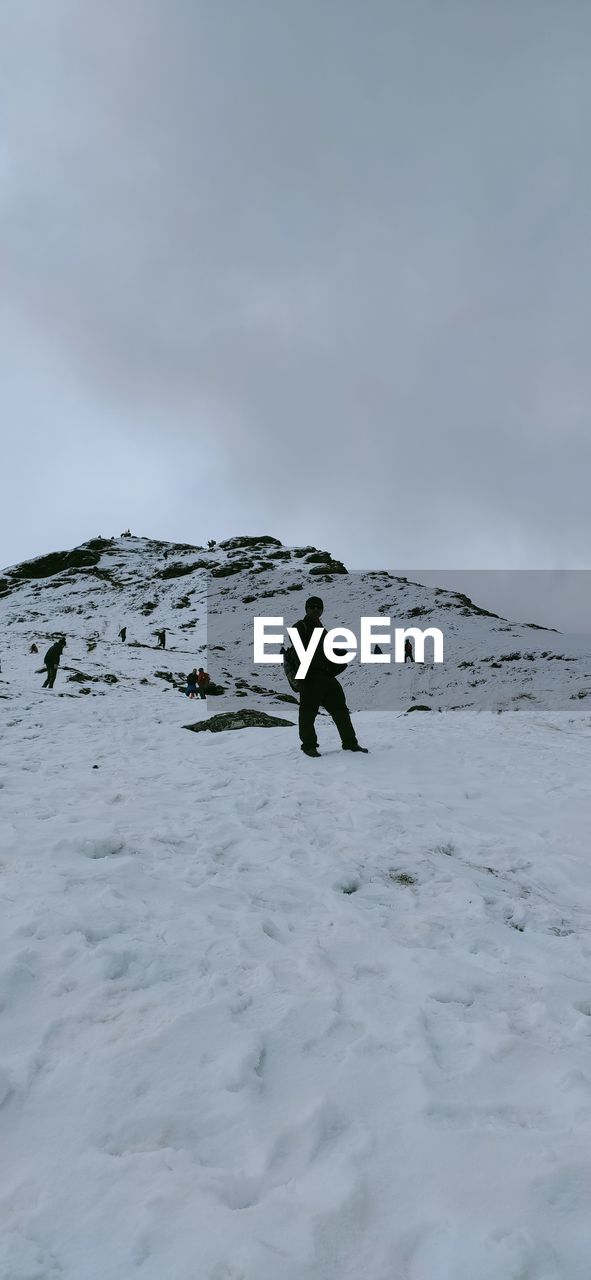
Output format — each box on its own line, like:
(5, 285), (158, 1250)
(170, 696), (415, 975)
(305, 596), (324, 620)
(59, 637), (66, 649)
(198, 667), (204, 673)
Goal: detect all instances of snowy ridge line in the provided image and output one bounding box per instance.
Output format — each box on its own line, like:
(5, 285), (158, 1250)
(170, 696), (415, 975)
(3, 533), (591, 712)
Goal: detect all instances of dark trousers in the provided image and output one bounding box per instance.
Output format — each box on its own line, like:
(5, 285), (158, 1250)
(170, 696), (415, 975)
(43, 664), (58, 688)
(299, 677), (357, 751)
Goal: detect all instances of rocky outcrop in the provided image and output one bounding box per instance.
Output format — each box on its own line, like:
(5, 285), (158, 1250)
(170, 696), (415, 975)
(184, 709), (295, 732)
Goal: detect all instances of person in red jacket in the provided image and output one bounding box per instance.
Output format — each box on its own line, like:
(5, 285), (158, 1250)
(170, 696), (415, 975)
(197, 667), (210, 699)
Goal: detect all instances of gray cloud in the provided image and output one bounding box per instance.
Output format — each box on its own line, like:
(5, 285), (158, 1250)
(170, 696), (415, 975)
(2, 0), (591, 577)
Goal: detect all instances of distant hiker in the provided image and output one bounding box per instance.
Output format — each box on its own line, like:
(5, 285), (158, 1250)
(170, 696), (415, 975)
(404, 638), (414, 663)
(156, 629), (166, 649)
(185, 669), (198, 698)
(42, 637), (66, 689)
(197, 667), (210, 699)
(289, 596), (367, 758)
(30, 643), (38, 654)
(119, 626), (127, 642)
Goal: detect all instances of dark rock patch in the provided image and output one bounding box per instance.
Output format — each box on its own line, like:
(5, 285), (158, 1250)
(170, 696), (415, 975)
(11, 548), (101, 581)
(211, 560), (254, 577)
(219, 536), (282, 551)
(159, 560), (210, 579)
(308, 559), (348, 575)
(184, 709), (294, 732)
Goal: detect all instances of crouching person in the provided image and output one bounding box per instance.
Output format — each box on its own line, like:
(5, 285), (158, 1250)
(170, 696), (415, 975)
(42, 637), (66, 689)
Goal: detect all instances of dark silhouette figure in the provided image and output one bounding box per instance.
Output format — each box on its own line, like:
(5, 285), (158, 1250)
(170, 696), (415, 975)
(292, 597), (367, 757)
(197, 667), (210, 699)
(30, 643), (38, 654)
(156, 629), (166, 649)
(185, 669), (198, 698)
(42, 637), (66, 688)
(404, 638), (414, 663)
(119, 627), (127, 642)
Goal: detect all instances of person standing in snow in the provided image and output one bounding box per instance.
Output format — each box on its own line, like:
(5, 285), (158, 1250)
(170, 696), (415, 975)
(156, 629), (166, 649)
(119, 626), (127, 642)
(197, 667), (210, 699)
(185, 669), (198, 698)
(404, 638), (414, 663)
(291, 597), (367, 758)
(42, 637), (66, 689)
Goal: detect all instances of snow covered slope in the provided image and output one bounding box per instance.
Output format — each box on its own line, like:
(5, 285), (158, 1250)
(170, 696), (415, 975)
(1, 533), (590, 712)
(1, 536), (591, 1279)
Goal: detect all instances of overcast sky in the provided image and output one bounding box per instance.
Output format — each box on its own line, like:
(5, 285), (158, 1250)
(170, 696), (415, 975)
(2, 1), (591, 607)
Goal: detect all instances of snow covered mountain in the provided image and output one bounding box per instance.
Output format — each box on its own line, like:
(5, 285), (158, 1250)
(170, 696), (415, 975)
(1, 532), (590, 712)
(2, 534), (591, 1279)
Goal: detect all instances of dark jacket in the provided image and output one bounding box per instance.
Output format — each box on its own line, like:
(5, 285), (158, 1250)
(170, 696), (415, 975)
(293, 617), (347, 682)
(44, 641), (65, 669)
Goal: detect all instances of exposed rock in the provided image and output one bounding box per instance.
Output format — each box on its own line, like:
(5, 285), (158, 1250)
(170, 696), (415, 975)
(159, 560), (210, 579)
(67, 670), (119, 685)
(11, 548), (101, 581)
(452, 592), (500, 620)
(211, 560), (254, 577)
(219, 536), (282, 551)
(82, 537), (114, 551)
(308, 561), (348, 576)
(154, 670), (186, 688)
(184, 709), (295, 733)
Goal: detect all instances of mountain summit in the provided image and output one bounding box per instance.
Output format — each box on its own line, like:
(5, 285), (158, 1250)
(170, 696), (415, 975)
(1, 534), (590, 711)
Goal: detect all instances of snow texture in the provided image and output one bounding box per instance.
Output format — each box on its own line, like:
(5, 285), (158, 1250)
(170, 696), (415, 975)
(1, 535), (591, 1278)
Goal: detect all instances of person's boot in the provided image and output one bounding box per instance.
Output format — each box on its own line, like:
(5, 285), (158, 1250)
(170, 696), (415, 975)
(342, 743), (368, 753)
(301, 745), (321, 757)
